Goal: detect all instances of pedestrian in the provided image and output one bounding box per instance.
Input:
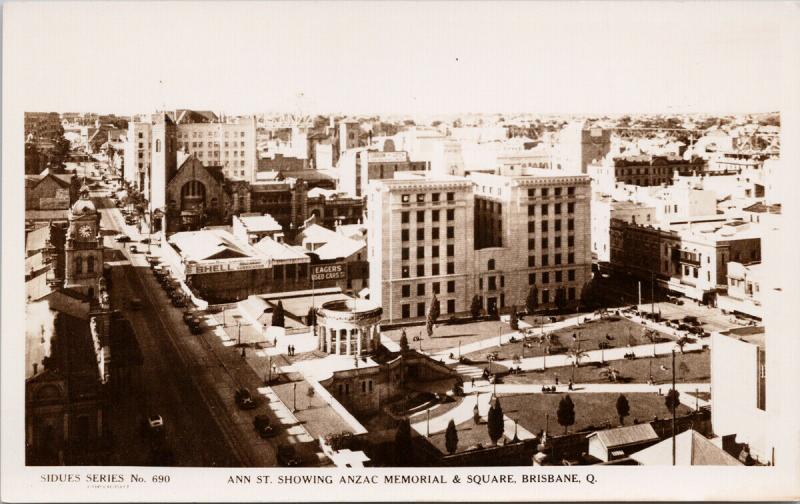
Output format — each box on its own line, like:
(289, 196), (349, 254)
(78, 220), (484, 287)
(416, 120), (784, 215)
(555, 375), (559, 385)
(471, 377), (475, 388)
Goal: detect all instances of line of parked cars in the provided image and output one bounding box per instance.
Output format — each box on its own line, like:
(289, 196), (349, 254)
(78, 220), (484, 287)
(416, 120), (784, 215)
(151, 259), (188, 308)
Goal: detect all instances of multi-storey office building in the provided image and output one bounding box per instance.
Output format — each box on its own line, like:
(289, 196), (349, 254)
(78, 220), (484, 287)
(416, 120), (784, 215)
(367, 169), (593, 322)
(367, 173), (475, 322)
(174, 117), (258, 182)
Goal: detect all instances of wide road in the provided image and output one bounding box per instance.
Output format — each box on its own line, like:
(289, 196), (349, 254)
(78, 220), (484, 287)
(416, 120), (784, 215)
(97, 194), (276, 467)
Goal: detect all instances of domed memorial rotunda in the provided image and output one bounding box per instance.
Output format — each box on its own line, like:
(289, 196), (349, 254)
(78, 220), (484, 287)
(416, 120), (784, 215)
(316, 299), (382, 356)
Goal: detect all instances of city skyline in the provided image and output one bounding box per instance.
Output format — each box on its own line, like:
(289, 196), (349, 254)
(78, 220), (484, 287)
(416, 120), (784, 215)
(4, 2), (788, 116)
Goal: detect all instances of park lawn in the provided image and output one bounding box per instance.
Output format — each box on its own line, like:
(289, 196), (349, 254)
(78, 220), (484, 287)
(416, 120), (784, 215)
(502, 349), (710, 385)
(499, 392), (693, 436)
(463, 316), (675, 362)
(382, 320), (509, 353)
(427, 418), (512, 455)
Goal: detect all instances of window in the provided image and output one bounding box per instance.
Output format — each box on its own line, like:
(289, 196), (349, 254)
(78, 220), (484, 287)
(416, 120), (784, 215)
(432, 245), (439, 258)
(542, 272), (549, 284)
(447, 244), (455, 257)
(528, 188), (536, 197)
(446, 209), (456, 221)
(417, 303), (426, 317)
(432, 193), (440, 202)
(401, 211), (409, 224)
(75, 257), (83, 274)
(138, 132), (143, 139)
(528, 205), (536, 216)
(433, 282), (440, 294)
(555, 220), (562, 231)
(488, 276), (497, 290)
(568, 253), (574, 264)
(417, 228), (424, 240)
(500, 275), (505, 288)
(432, 263), (440, 275)
(542, 290), (550, 303)
(488, 259), (495, 270)
(402, 194), (410, 203)
(432, 210), (440, 222)
(528, 255), (535, 267)
(402, 247), (409, 260)
(402, 304), (410, 318)
(87, 256), (95, 273)
(542, 254), (549, 266)
(555, 253), (562, 264)
(555, 270), (562, 282)
(568, 202), (575, 214)
(541, 204), (549, 215)
(555, 237), (562, 248)
(479, 278), (483, 290)
(447, 280), (455, 293)
(447, 299), (455, 314)
(555, 203), (562, 214)
(417, 210), (425, 222)
(528, 221), (536, 233)
(542, 237), (548, 248)
(416, 193), (425, 203)
(568, 219), (574, 231)
(447, 192), (455, 201)
(542, 188), (549, 197)
(402, 266), (410, 278)
(528, 238), (535, 250)
(417, 246), (424, 259)
(554, 187), (562, 196)
(529, 273), (536, 285)
(447, 262), (455, 274)
(416, 264), (425, 277)
(568, 287), (576, 300)
(417, 284), (425, 296)
(568, 269), (575, 281)
(432, 227), (440, 240)
(402, 285), (410, 297)
(568, 236), (574, 247)
(401, 229), (409, 241)
(447, 226), (455, 238)
(568, 186), (575, 195)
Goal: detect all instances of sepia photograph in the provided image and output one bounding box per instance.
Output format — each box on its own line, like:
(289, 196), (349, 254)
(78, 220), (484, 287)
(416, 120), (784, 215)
(3, 1), (800, 502)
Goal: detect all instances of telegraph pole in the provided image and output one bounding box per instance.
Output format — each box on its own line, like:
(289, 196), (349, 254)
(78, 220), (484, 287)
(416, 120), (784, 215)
(672, 349), (676, 466)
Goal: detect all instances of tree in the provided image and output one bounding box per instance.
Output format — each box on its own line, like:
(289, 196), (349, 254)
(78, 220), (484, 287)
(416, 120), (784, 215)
(445, 419), (459, 455)
(509, 306), (519, 330)
(25, 143), (43, 175)
(616, 394), (630, 426)
(399, 329), (410, 352)
(271, 300), (285, 327)
(554, 287), (568, 313)
(526, 286), (538, 315)
(580, 278), (599, 310)
(487, 398), (505, 445)
(676, 336), (690, 354)
(470, 295), (482, 319)
(306, 306), (317, 327)
(678, 361), (690, 381)
(665, 388), (681, 414)
(428, 295), (441, 325)
(557, 395), (576, 434)
(394, 417), (412, 466)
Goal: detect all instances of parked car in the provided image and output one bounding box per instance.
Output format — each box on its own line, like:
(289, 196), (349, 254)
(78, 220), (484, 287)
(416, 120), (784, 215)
(171, 296), (187, 308)
(115, 234), (132, 243)
(142, 415), (164, 437)
(277, 444), (301, 466)
(235, 388), (257, 410)
(182, 310), (198, 324)
(129, 245), (139, 254)
(253, 415), (278, 438)
(188, 318), (203, 334)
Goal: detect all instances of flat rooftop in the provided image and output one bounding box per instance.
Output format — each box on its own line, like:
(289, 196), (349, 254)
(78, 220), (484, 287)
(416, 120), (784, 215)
(720, 326), (765, 348)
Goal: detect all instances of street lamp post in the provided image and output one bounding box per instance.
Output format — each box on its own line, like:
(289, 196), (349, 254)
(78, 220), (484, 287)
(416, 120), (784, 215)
(293, 382), (297, 412)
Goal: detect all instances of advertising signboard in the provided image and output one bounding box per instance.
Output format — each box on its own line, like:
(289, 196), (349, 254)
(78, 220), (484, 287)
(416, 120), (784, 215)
(311, 263), (346, 282)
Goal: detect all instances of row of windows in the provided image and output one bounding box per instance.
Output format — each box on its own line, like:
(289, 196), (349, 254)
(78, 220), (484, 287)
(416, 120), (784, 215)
(401, 299), (457, 318)
(400, 192), (457, 204)
(182, 130), (247, 139)
(401, 280), (457, 297)
(527, 219), (576, 233)
(337, 379), (373, 396)
(527, 252), (576, 267)
(528, 202), (576, 216)
(527, 269), (577, 285)
(527, 186), (576, 198)
(529, 236), (576, 249)
(400, 226), (456, 241)
(400, 209), (455, 224)
(526, 287), (577, 303)
(186, 141), (246, 148)
(74, 256), (96, 274)
(401, 244), (455, 260)
(401, 262), (455, 278)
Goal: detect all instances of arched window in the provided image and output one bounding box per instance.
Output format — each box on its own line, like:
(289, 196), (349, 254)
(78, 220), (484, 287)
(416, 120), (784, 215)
(488, 259), (495, 271)
(155, 139), (161, 153)
(87, 256), (95, 273)
(75, 257), (83, 274)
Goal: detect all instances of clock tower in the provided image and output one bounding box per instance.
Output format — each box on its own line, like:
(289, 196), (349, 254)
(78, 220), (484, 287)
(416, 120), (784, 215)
(64, 184), (104, 300)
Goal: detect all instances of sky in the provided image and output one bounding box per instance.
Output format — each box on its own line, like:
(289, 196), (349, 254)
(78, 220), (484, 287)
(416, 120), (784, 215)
(3, 1), (792, 116)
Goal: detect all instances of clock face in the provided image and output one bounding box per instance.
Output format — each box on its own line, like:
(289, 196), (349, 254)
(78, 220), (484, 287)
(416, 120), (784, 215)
(78, 225), (93, 239)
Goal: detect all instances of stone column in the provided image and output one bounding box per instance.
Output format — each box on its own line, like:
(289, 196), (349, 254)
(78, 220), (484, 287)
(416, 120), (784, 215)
(335, 329), (341, 355)
(356, 328), (363, 356)
(327, 328), (334, 354)
(346, 329), (352, 356)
